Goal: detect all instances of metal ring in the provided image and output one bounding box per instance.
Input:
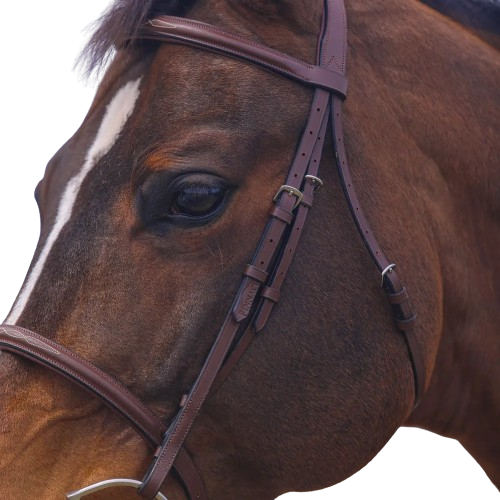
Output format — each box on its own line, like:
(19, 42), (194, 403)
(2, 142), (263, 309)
(381, 263), (396, 287)
(67, 478), (168, 500)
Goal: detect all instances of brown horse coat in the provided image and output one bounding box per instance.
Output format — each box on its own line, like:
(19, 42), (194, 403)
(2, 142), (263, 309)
(0, 0), (499, 498)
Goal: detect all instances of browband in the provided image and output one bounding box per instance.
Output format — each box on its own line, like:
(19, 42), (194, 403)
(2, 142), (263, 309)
(133, 16), (348, 98)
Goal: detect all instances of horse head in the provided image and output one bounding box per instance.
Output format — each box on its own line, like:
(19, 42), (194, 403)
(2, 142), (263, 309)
(1, 0), (499, 498)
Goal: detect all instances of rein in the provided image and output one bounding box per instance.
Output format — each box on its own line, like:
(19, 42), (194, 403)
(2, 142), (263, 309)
(0, 0), (425, 498)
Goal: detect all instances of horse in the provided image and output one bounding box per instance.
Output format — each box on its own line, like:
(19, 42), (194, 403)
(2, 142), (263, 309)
(0, 0), (499, 498)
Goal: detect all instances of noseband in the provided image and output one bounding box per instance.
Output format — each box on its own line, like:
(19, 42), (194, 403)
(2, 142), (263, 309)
(0, 0), (425, 498)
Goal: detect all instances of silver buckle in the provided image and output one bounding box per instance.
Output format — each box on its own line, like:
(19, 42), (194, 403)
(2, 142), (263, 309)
(381, 263), (396, 287)
(67, 479), (168, 500)
(273, 185), (303, 209)
(304, 175), (324, 191)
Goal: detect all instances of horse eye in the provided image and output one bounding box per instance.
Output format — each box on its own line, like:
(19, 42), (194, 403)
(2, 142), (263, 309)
(171, 184), (225, 218)
(137, 172), (230, 232)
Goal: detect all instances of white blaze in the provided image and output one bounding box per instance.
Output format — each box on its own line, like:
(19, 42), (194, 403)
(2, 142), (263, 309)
(6, 77), (142, 325)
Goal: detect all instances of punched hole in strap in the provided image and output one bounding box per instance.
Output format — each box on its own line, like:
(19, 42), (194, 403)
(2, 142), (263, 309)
(243, 264), (269, 283)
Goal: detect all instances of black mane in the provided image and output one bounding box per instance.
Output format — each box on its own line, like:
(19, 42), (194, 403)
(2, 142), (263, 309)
(79, 0), (195, 77)
(421, 0), (500, 35)
(81, 0), (500, 78)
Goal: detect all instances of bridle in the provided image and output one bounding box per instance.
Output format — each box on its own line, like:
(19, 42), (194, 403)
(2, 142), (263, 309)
(0, 0), (425, 498)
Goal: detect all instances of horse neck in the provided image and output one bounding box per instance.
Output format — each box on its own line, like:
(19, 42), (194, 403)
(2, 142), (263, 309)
(348, 0), (500, 485)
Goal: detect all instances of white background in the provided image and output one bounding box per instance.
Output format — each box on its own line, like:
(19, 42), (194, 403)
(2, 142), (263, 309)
(0, 2), (497, 498)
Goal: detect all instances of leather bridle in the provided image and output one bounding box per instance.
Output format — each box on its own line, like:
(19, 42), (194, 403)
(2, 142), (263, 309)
(0, 0), (425, 498)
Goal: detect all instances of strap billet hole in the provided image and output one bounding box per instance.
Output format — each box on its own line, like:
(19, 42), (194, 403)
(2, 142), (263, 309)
(270, 239), (274, 243)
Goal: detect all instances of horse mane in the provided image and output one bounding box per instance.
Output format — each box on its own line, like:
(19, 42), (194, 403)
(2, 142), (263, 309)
(81, 0), (500, 79)
(79, 0), (196, 78)
(421, 0), (500, 35)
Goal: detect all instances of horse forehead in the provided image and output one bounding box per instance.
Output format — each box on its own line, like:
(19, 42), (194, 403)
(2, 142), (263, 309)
(133, 45), (313, 154)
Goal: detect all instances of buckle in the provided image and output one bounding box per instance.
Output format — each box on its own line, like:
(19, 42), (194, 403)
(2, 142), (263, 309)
(273, 185), (303, 210)
(381, 263), (396, 287)
(304, 175), (324, 191)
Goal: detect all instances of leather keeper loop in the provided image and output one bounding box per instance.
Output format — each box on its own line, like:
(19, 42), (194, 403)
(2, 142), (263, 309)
(261, 286), (281, 303)
(387, 287), (409, 305)
(270, 206), (294, 224)
(243, 264), (269, 283)
(395, 315), (417, 331)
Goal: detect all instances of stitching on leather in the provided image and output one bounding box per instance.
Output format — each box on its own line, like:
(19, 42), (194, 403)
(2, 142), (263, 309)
(326, 54), (343, 72)
(341, 6), (347, 72)
(10, 327), (166, 430)
(147, 31), (312, 84)
(1, 337), (163, 444)
(154, 18), (316, 69)
(322, 2), (333, 66)
(2, 342), (158, 444)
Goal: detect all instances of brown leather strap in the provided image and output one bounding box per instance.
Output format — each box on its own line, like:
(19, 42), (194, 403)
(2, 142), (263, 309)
(211, 104), (330, 394)
(0, 325), (207, 500)
(137, 5), (342, 495)
(210, 0), (425, 415)
(139, 96), (333, 500)
(387, 287), (409, 305)
(133, 16), (348, 98)
(330, 98), (425, 405)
